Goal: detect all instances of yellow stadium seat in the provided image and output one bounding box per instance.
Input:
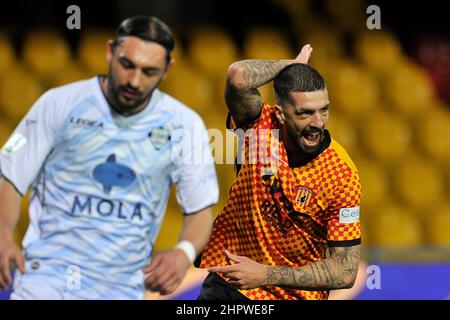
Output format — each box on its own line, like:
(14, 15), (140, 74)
(359, 111), (412, 160)
(324, 0), (366, 32)
(370, 203), (423, 247)
(354, 158), (391, 212)
(22, 29), (72, 79)
(326, 112), (358, 152)
(0, 34), (17, 72)
(188, 27), (239, 90)
(326, 60), (380, 116)
(259, 82), (276, 106)
(355, 30), (403, 75)
(393, 158), (446, 210)
(47, 62), (90, 88)
(303, 28), (344, 71)
(0, 67), (43, 125)
(160, 61), (215, 115)
(384, 60), (435, 115)
(78, 29), (114, 75)
(0, 121), (12, 146)
(243, 27), (293, 60)
(153, 188), (183, 251)
(425, 203), (450, 246)
(416, 106), (450, 163)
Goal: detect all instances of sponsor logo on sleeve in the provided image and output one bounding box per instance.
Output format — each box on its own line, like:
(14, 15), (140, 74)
(339, 206), (360, 224)
(1, 133), (27, 156)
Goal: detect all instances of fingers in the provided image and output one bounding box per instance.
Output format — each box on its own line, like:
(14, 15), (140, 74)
(15, 253), (26, 274)
(144, 255), (161, 273)
(296, 44), (313, 64)
(225, 250), (248, 263)
(0, 254), (12, 290)
(207, 264), (236, 273)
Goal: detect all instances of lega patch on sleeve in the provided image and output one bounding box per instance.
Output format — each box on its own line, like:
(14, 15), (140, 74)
(339, 206), (360, 224)
(1, 133), (27, 156)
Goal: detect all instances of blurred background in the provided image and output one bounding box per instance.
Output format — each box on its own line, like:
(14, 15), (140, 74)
(0, 0), (448, 299)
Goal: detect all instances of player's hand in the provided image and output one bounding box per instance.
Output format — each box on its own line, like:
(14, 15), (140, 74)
(295, 44), (313, 64)
(143, 249), (190, 295)
(0, 229), (25, 290)
(207, 250), (269, 290)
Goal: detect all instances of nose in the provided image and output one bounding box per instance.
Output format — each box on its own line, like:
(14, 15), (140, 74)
(310, 110), (324, 127)
(128, 69), (142, 89)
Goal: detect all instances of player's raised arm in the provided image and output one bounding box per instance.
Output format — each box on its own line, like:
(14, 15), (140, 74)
(225, 44), (313, 128)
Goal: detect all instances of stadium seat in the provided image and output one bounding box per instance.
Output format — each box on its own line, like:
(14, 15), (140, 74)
(370, 203), (424, 247)
(243, 27), (293, 60)
(384, 60), (435, 116)
(326, 60), (380, 116)
(0, 34), (17, 72)
(393, 158), (446, 210)
(22, 29), (72, 79)
(324, 0), (366, 32)
(353, 157), (391, 213)
(302, 28), (344, 75)
(359, 111), (412, 160)
(0, 67), (43, 125)
(47, 62), (90, 88)
(78, 29), (115, 75)
(160, 61), (215, 115)
(355, 30), (403, 75)
(187, 27), (238, 91)
(153, 189), (183, 251)
(415, 106), (450, 163)
(326, 111), (358, 152)
(425, 203), (450, 246)
(0, 121), (12, 147)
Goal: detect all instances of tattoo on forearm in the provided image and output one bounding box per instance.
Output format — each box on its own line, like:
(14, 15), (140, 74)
(266, 246), (360, 290)
(240, 60), (292, 89)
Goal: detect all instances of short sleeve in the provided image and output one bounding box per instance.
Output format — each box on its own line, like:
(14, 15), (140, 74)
(0, 90), (61, 195)
(170, 115), (219, 214)
(326, 168), (362, 247)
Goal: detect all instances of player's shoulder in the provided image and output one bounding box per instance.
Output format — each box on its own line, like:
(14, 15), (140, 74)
(40, 77), (96, 112)
(157, 90), (206, 128)
(46, 78), (93, 98)
(326, 138), (359, 174)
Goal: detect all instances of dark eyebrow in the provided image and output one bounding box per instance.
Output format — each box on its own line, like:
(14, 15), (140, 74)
(119, 56), (135, 66)
(295, 104), (330, 113)
(119, 56), (161, 72)
(142, 66), (162, 73)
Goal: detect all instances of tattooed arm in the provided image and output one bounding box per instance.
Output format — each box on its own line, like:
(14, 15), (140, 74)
(267, 245), (361, 290)
(208, 246), (360, 291)
(225, 44), (313, 127)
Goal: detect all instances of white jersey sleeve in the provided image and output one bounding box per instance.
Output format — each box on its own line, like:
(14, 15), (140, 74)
(170, 114), (219, 214)
(0, 89), (64, 195)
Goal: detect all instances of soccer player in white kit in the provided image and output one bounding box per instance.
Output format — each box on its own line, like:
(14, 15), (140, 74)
(0, 16), (219, 299)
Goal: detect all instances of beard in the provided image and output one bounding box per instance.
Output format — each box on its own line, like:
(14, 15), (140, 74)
(287, 123), (324, 154)
(106, 66), (162, 115)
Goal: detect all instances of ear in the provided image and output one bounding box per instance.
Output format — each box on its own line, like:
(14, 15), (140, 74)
(105, 39), (114, 63)
(162, 58), (175, 80)
(274, 104), (285, 124)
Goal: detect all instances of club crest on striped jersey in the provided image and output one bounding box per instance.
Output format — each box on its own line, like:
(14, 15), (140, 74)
(295, 186), (313, 208)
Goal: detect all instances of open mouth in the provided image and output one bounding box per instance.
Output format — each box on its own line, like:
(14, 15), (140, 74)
(300, 130), (322, 148)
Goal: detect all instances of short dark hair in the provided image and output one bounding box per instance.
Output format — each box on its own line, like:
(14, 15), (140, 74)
(274, 63), (326, 104)
(112, 15), (175, 64)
